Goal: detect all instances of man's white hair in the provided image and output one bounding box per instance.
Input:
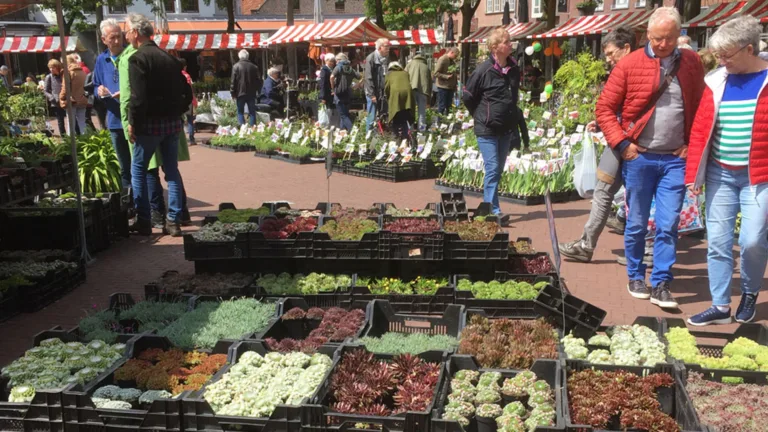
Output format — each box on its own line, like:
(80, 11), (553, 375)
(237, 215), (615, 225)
(238, 49), (249, 60)
(100, 18), (120, 34)
(268, 67), (280, 76)
(709, 15), (761, 56)
(126, 13), (154, 38)
(324, 53), (336, 62)
(677, 35), (691, 45)
(375, 38), (390, 50)
(648, 7), (682, 30)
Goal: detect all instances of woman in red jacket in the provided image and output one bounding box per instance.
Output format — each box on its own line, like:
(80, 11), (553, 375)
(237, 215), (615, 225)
(685, 15), (768, 326)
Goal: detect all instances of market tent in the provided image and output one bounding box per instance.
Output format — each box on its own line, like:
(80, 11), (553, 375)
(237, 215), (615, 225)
(529, 9), (653, 39)
(346, 29), (444, 47)
(153, 33), (270, 51)
(263, 17), (393, 46)
(462, 21), (546, 43)
(0, 36), (80, 53)
(683, 0), (748, 27)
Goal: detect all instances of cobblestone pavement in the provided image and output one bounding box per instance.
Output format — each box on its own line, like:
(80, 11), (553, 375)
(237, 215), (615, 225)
(0, 131), (764, 365)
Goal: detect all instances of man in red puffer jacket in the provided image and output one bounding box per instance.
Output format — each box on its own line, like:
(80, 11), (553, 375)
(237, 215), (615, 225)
(595, 7), (705, 310)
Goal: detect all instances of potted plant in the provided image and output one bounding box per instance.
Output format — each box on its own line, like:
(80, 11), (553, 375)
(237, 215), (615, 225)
(576, 0), (599, 15)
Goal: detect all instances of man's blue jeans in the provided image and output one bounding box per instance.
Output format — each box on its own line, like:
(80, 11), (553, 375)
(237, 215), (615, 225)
(622, 153), (685, 287)
(146, 168), (188, 215)
(477, 134), (511, 215)
(186, 114), (195, 142)
(366, 96), (377, 133)
(109, 129), (132, 189)
(132, 133), (182, 223)
(236, 96), (256, 126)
(437, 88), (453, 115)
(705, 162), (768, 306)
(337, 101), (353, 131)
(414, 92), (427, 130)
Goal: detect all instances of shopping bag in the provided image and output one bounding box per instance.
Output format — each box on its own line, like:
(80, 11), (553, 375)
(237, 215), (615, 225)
(624, 188), (705, 239)
(318, 105), (330, 128)
(572, 131), (598, 198)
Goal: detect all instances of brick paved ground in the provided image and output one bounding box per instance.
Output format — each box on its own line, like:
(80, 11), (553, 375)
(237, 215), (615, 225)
(1, 129), (765, 365)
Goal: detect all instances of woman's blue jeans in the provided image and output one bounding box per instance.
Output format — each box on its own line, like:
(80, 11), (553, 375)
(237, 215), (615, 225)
(477, 134), (511, 214)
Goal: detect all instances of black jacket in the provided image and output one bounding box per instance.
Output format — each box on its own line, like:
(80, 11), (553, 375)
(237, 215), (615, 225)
(128, 41), (192, 134)
(230, 59), (262, 99)
(318, 65), (334, 106)
(462, 56), (521, 137)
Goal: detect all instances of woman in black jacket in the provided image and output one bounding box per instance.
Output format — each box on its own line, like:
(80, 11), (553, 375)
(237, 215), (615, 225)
(318, 53), (336, 113)
(462, 27), (521, 216)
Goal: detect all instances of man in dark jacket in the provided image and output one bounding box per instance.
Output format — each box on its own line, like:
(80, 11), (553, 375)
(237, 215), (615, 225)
(230, 49), (261, 126)
(363, 38), (390, 132)
(435, 47), (459, 115)
(259, 67), (285, 116)
(331, 53), (361, 131)
(126, 12), (192, 237)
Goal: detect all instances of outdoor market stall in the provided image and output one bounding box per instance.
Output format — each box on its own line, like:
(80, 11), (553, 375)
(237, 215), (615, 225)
(0, 36), (82, 82)
(461, 21), (546, 44)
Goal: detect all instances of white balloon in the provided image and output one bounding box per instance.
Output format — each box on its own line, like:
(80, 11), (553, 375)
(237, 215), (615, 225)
(525, 46), (535, 56)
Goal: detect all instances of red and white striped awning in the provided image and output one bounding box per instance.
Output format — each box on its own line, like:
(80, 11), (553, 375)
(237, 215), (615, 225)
(263, 18), (393, 46)
(721, 0), (768, 24)
(346, 29), (443, 46)
(153, 33), (269, 51)
(0, 36), (78, 53)
(683, 0), (748, 27)
(462, 21), (547, 43)
(529, 10), (653, 39)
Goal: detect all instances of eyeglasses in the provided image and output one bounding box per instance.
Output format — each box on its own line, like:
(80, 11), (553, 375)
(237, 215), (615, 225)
(648, 35), (677, 44)
(714, 44), (749, 61)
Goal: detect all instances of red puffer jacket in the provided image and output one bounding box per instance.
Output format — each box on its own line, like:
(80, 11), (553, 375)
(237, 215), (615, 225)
(685, 66), (768, 186)
(595, 47), (705, 149)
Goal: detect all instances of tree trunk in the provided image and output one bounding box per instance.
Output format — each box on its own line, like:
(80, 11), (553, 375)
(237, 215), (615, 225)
(545, 0), (555, 30)
(95, 5), (104, 52)
(287, 0), (298, 80)
(226, 0), (235, 32)
(375, 0), (386, 30)
(459, 0), (479, 82)
(684, 0), (700, 22)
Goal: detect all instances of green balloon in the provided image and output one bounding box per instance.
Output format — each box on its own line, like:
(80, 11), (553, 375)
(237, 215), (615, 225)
(533, 42), (543, 52)
(544, 84), (553, 93)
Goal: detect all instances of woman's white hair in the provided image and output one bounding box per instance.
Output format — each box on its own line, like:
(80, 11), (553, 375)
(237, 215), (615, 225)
(238, 49), (249, 60)
(648, 7), (682, 30)
(324, 53), (336, 62)
(100, 18), (120, 34)
(268, 67), (281, 76)
(375, 38), (390, 50)
(709, 15), (761, 56)
(335, 52), (349, 62)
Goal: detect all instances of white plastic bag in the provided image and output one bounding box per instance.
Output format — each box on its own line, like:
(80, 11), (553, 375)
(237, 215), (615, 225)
(573, 131), (598, 198)
(318, 106), (330, 128)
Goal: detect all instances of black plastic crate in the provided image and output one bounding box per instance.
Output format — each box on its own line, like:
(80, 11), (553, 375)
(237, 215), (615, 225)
(444, 232), (509, 260)
(453, 274), (556, 318)
(254, 297), (371, 350)
(182, 341), (341, 432)
(378, 230), (445, 260)
(562, 360), (700, 432)
(302, 345), (448, 432)
(440, 193), (468, 218)
(361, 299), (464, 340)
(663, 318), (768, 383)
(533, 284), (606, 339)
(504, 252), (558, 277)
(558, 316), (668, 364)
(432, 357), (564, 432)
(313, 216), (381, 260)
(19, 260), (86, 313)
(144, 270), (256, 302)
(248, 230), (314, 259)
(183, 233), (250, 261)
(350, 274), (455, 315)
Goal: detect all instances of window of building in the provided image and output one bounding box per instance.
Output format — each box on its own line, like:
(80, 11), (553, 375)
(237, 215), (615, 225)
(335, 0), (344, 11)
(109, 1), (126, 13)
(165, 0), (176, 13)
(613, 0), (628, 9)
(532, 0), (542, 17)
(635, 0), (645, 6)
(181, 0), (199, 13)
(596, 0), (603, 10)
(487, 0), (511, 13)
(293, 0), (300, 11)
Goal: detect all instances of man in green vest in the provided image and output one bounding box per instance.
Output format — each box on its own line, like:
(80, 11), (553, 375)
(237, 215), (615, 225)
(119, 14), (191, 234)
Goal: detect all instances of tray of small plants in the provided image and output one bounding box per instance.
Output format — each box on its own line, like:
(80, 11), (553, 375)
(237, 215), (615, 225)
(184, 221), (257, 260)
(302, 344), (448, 432)
(144, 270), (257, 303)
(679, 362), (768, 431)
(313, 210), (383, 259)
(252, 272), (354, 308)
(443, 218), (510, 261)
(0, 327), (128, 429)
(249, 216), (317, 258)
(0, 257), (84, 312)
(560, 317), (669, 367)
(182, 340), (338, 432)
(453, 273), (555, 318)
(562, 359), (701, 432)
(72, 292), (191, 343)
(379, 213), (445, 260)
(664, 318), (768, 382)
(256, 298), (371, 354)
(504, 253), (558, 278)
(48, 334), (232, 432)
(432, 357), (562, 432)
(202, 203), (272, 225)
(356, 299), (462, 355)
(351, 273), (455, 314)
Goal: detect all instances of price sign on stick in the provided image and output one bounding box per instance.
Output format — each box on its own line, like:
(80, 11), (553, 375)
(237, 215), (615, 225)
(544, 191), (562, 277)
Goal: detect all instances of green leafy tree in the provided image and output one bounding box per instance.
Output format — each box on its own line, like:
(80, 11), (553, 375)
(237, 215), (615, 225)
(41, 0), (125, 35)
(364, 0), (457, 30)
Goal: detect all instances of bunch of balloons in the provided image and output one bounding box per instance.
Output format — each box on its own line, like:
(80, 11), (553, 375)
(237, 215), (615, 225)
(524, 41), (543, 56)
